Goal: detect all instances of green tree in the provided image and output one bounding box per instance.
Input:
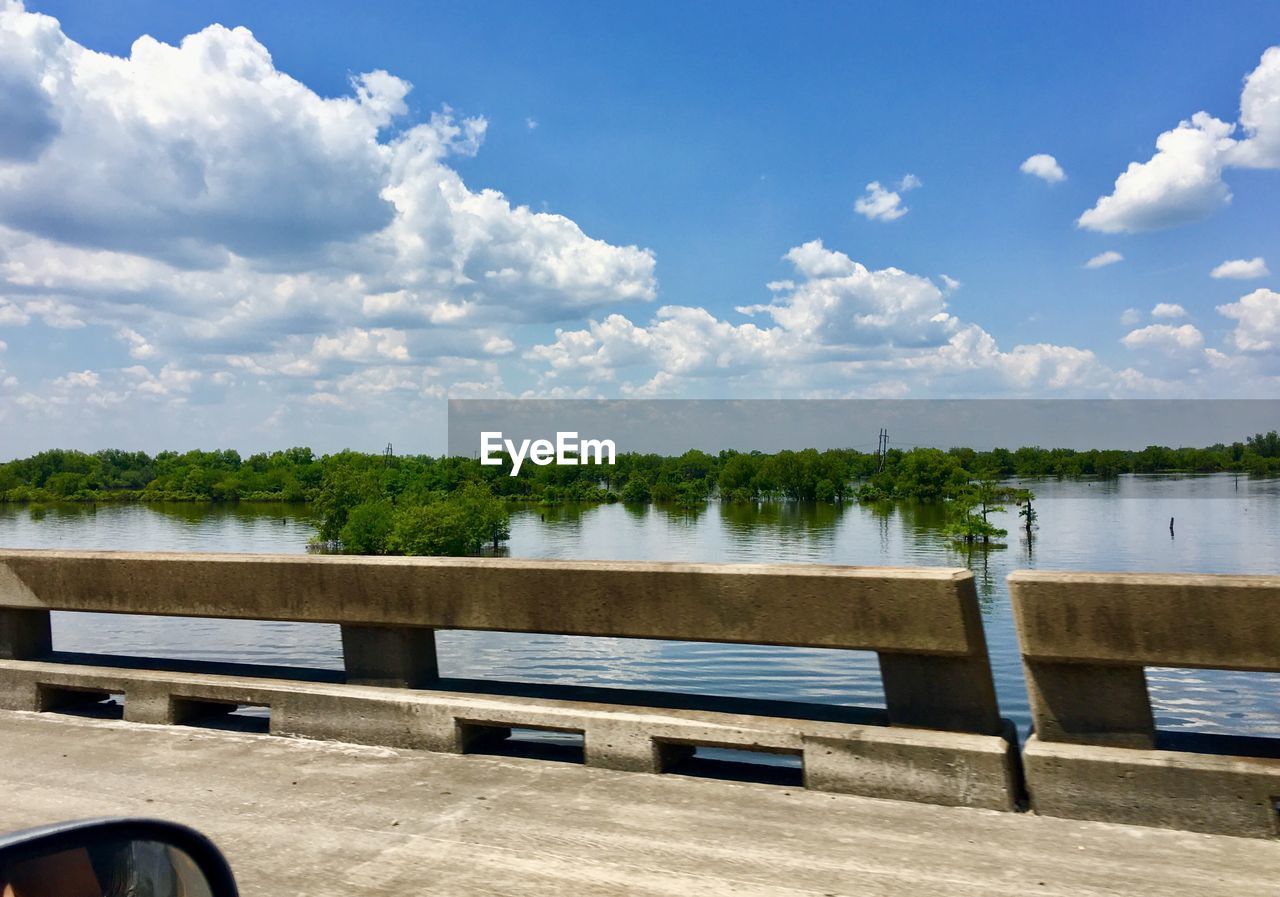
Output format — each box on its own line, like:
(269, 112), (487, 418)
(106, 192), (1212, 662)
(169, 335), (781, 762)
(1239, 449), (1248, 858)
(339, 500), (396, 554)
(895, 448), (966, 501)
(385, 483), (510, 556)
(944, 478), (1009, 545)
(1247, 430), (1280, 458)
(620, 476), (651, 503)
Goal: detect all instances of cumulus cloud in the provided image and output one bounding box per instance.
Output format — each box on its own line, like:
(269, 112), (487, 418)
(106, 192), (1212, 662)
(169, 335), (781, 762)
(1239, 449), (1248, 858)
(1218, 288), (1280, 352)
(0, 6), (410, 263)
(1151, 303), (1188, 319)
(527, 242), (1280, 399)
(117, 327), (157, 360)
(124, 363), (201, 397)
(52, 370), (101, 389)
(738, 241), (959, 348)
(1078, 47), (1280, 233)
(1020, 153), (1066, 183)
(0, 298), (29, 325)
(1210, 257), (1269, 279)
(482, 335), (515, 355)
(529, 241), (1120, 397)
(312, 328), (409, 364)
(1085, 250), (1123, 269)
(0, 1), (656, 390)
(1224, 46), (1280, 170)
(1122, 323), (1204, 352)
(1120, 322), (1214, 380)
(854, 175), (920, 221)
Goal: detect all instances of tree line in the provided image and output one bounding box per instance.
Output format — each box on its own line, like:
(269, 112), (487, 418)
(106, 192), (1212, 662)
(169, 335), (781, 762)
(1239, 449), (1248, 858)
(2, 432), (1278, 508)
(7, 433), (1277, 555)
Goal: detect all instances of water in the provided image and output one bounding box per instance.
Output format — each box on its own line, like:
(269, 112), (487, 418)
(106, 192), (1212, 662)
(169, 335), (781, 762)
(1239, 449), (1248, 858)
(2, 475), (1279, 740)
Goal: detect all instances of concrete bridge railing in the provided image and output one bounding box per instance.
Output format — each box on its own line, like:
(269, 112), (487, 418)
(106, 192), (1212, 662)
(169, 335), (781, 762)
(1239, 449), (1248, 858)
(0, 550), (1020, 811)
(1011, 570), (1280, 838)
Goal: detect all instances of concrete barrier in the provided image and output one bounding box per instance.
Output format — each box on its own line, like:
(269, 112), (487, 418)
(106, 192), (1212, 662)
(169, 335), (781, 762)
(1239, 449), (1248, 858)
(0, 550), (1019, 810)
(1010, 570), (1280, 838)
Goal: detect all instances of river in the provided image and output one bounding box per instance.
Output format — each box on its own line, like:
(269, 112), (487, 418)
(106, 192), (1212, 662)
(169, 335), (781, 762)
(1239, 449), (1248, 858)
(2, 472), (1278, 739)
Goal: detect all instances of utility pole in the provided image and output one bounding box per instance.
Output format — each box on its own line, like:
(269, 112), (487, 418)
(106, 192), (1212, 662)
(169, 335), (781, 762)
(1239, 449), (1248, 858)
(383, 442), (394, 467)
(876, 428), (889, 472)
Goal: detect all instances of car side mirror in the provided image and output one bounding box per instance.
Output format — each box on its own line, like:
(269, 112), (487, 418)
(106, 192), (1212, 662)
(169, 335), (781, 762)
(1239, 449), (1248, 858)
(0, 818), (237, 897)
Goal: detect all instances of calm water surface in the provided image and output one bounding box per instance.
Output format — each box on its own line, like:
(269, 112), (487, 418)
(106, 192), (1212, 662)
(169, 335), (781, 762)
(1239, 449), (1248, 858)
(2, 474), (1278, 739)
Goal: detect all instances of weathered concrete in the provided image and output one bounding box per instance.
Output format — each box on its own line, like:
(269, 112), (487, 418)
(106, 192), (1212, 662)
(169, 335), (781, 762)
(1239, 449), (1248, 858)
(1022, 660), (1156, 748)
(0, 549), (1004, 734)
(1023, 734), (1280, 840)
(3, 711), (1277, 897)
(0, 659), (1019, 810)
(1010, 570), (1280, 669)
(339, 624), (440, 688)
(1009, 570), (1280, 836)
(0, 606), (50, 660)
(0, 551), (984, 653)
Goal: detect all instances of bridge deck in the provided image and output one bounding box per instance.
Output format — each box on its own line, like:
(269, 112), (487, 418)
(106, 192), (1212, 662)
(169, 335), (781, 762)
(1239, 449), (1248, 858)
(1, 711), (1275, 897)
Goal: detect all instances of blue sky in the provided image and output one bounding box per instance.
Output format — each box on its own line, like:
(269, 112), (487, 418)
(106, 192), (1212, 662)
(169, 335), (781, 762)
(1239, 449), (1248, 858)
(1, 1), (1279, 454)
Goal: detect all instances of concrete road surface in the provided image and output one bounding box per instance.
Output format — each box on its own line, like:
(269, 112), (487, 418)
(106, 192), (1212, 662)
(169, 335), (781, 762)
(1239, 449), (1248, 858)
(1, 711), (1276, 896)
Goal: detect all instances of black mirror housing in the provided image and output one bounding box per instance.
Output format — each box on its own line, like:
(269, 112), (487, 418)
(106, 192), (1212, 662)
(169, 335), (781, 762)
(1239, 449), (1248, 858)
(0, 818), (238, 897)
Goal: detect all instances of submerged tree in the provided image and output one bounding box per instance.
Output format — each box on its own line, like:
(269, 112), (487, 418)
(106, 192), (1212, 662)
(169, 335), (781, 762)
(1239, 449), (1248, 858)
(1014, 488), (1038, 536)
(944, 477), (1009, 545)
(322, 482), (510, 557)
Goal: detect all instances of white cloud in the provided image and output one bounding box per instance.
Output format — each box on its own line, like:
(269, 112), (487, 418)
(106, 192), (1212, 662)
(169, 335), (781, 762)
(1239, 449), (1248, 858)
(854, 176), (919, 222)
(1078, 112), (1235, 233)
(1224, 46), (1280, 170)
(0, 5), (408, 263)
(1217, 288), (1280, 352)
(1119, 322), (1214, 380)
(1085, 250), (1124, 269)
(1151, 303), (1187, 319)
(526, 242), (1280, 400)
(117, 327), (157, 360)
(0, 299), (29, 326)
(525, 117), (538, 130)
(53, 369), (101, 389)
(1078, 46), (1280, 233)
(529, 307), (787, 383)
(530, 241), (1119, 397)
(737, 241), (959, 348)
(1210, 257), (1269, 279)
(123, 363), (201, 397)
(312, 328), (409, 363)
(483, 335), (515, 355)
(939, 274), (961, 293)
(0, 0), (656, 395)
(24, 298), (83, 328)
(304, 392), (349, 408)
(1122, 323), (1204, 352)
(1020, 153), (1066, 183)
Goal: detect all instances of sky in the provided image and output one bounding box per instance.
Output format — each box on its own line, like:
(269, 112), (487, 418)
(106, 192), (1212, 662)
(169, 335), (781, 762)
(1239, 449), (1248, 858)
(1, 0), (1279, 456)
